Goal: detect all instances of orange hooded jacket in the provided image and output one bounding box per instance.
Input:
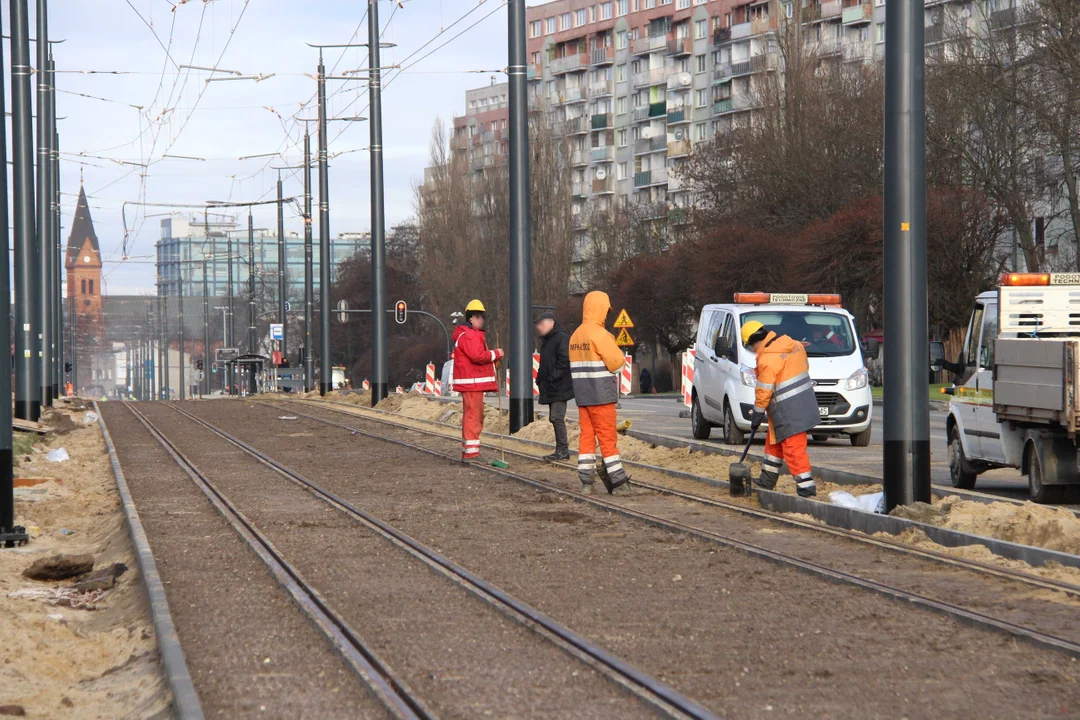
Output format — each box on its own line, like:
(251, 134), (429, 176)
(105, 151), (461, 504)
(569, 291), (624, 407)
(753, 331), (820, 444)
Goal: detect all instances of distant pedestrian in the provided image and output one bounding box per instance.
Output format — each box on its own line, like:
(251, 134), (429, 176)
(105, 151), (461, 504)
(535, 312), (573, 461)
(569, 291), (630, 495)
(639, 367), (652, 394)
(451, 299), (503, 461)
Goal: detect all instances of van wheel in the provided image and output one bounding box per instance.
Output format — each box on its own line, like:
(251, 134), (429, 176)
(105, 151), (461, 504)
(691, 394), (711, 440)
(1026, 442), (1066, 504)
(723, 401), (744, 445)
(948, 425), (978, 489)
(812, 434), (828, 443)
(849, 427), (872, 447)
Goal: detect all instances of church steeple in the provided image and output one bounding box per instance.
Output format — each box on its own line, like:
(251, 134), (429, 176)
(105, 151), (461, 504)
(65, 184), (100, 271)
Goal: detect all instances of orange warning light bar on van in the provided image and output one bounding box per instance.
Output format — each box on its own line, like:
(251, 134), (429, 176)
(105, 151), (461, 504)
(1000, 273), (1051, 286)
(734, 292), (842, 306)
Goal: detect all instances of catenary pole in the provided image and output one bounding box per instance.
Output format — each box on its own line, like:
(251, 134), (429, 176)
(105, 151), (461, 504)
(369, 0), (388, 406)
(202, 255), (210, 399)
(227, 235), (234, 393)
(247, 212), (257, 394)
(883, 0), (930, 511)
(317, 52), (332, 396)
(36, 0), (52, 408)
(303, 130), (315, 391)
(12, 0), (39, 421)
(178, 269), (185, 400)
(507, 0), (533, 432)
(277, 173), (287, 361)
(52, 96), (61, 400)
(161, 293), (169, 399)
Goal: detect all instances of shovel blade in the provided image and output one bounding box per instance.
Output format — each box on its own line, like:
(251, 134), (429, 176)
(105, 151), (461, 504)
(729, 462), (752, 497)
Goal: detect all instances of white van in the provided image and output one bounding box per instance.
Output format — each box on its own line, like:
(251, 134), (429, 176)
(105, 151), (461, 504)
(691, 293), (876, 446)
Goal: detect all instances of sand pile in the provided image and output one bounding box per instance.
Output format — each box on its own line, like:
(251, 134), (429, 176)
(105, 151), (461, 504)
(892, 495), (1080, 556)
(1, 407), (169, 718)
(876, 527), (1080, 588)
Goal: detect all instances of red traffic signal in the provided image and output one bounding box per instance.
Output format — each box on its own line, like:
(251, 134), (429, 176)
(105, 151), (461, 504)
(395, 300), (407, 324)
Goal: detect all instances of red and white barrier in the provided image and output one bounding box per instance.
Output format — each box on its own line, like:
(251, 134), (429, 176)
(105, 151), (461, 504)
(620, 353), (632, 395)
(424, 363), (436, 394)
(505, 353), (542, 398)
(681, 345), (696, 408)
(434, 379), (441, 395)
(395, 385), (404, 394)
(362, 379), (370, 391)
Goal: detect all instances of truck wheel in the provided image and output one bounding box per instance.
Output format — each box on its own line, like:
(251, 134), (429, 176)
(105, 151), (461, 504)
(1026, 443), (1066, 504)
(948, 425), (978, 489)
(849, 427), (872, 447)
(691, 394), (712, 440)
(723, 401), (744, 445)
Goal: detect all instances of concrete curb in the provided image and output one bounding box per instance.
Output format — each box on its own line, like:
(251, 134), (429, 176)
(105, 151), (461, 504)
(95, 402), (204, 720)
(300, 397), (1080, 569)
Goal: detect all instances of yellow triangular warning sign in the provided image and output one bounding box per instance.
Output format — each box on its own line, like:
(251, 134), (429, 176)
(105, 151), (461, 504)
(613, 309), (634, 328)
(615, 328), (635, 346)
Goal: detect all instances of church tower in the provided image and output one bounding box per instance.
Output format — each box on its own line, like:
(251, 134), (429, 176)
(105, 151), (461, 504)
(65, 184), (103, 389)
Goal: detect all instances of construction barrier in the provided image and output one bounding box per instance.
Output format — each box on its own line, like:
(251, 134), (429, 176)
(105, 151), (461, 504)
(424, 363), (436, 394)
(395, 385), (404, 394)
(505, 353), (541, 398)
(681, 345), (696, 408)
(434, 379), (441, 395)
(620, 353), (632, 395)
(362, 379), (370, 391)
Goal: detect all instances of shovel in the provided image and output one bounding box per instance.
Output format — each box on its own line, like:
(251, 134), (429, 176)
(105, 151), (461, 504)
(491, 333), (510, 470)
(728, 425), (757, 497)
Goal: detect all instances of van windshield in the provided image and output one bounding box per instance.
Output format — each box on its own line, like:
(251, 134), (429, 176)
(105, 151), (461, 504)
(740, 311), (856, 357)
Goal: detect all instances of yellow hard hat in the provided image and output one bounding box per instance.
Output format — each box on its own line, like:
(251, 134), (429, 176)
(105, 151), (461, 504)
(741, 320), (765, 346)
(465, 299), (486, 313)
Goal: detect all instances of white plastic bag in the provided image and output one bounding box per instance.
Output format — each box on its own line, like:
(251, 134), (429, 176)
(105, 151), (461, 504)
(82, 411), (99, 424)
(829, 490), (885, 514)
(46, 448), (69, 463)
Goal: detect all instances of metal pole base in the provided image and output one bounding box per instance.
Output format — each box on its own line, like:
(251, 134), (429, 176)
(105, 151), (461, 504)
(43, 387), (52, 408)
(0, 527), (30, 548)
(370, 382), (388, 407)
(508, 398), (533, 434)
(321, 382), (333, 397)
(882, 439), (932, 511)
(15, 400), (40, 423)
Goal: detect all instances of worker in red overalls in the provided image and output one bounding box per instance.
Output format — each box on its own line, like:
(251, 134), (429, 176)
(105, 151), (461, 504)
(451, 299), (504, 461)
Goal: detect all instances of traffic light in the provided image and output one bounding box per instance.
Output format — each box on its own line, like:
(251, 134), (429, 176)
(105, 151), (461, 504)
(395, 300), (407, 325)
(64, 362), (72, 373)
(196, 359), (204, 371)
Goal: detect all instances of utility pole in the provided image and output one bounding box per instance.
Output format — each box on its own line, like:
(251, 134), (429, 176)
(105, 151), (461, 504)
(882, 0), (930, 511)
(247, 211), (256, 395)
(317, 51), (332, 396)
(507, 0), (533, 432)
(304, 131), (314, 391)
(202, 255), (210, 399)
(0, 4), (26, 547)
(69, 295), (76, 394)
(178, 269), (185, 401)
(369, 0), (388, 406)
(161, 293), (169, 399)
(12, 0), (39, 421)
(227, 235), (234, 393)
(277, 172), (287, 361)
(52, 89), (61, 400)
(36, 3), (52, 408)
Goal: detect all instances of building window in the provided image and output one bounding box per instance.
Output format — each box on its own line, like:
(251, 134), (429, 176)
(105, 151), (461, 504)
(545, 17), (556, 34)
(876, 0), (885, 5)
(696, 54), (706, 73)
(644, 0), (655, 8)
(875, 22), (885, 43)
(694, 0), (706, 5)
(616, 96), (627, 114)
(859, 26), (869, 42)
(617, 162), (628, 180)
(677, 0), (690, 9)
(81, 278), (86, 294)
(660, 0), (672, 5)
(560, 12), (572, 30)
(695, 122), (706, 141)
(532, 51), (540, 64)
(616, 31), (628, 49)
(575, 8), (587, 26)
(617, 128), (628, 146)
(784, 2), (793, 18)
(88, 279), (94, 295)
(616, 63), (627, 81)
(616, 0), (628, 16)
(599, 2), (613, 20)
(695, 89), (707, 107)
(530, 20), (542, 37)
(695, 19), (707, 38)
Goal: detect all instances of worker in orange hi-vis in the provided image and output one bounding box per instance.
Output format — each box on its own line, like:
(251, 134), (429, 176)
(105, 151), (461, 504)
(742, 320), (819, 497)
(450, 299), (503, 461)
(569, 291), (630, 495)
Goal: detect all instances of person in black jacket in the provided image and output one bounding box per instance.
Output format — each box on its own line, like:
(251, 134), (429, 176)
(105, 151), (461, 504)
(535, 312), (573, 461)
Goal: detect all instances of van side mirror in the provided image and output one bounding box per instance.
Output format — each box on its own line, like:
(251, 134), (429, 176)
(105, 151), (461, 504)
(714, 336), (729, 357)
(863, 338), (880, 360)
(929, 341), (945, 372)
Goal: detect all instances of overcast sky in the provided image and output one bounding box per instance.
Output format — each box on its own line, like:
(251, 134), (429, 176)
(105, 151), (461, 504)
(15, 0), (510, 294)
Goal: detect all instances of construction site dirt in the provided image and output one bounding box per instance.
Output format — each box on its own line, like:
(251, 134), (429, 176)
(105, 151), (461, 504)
(122, 398), (1080, 720)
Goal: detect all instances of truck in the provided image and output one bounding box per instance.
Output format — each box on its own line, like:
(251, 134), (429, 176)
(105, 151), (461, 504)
(933, 272), (1080, 503)
(692, 292), (878, 446)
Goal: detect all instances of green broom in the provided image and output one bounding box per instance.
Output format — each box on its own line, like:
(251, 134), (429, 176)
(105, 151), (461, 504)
(491, 333), (510, 469)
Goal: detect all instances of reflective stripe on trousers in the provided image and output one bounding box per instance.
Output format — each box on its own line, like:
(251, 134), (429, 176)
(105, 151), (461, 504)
(576, 403), (626, 485)
(761, 432), (813, 492)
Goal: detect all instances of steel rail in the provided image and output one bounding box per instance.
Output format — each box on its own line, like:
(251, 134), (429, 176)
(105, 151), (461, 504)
(163, 402), (719, 720)
(265, 400), (1080, 659)
(288, 398), (1080, 598)
(122, 402), (432, 720)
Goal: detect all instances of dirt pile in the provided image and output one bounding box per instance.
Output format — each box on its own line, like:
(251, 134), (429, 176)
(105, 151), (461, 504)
(1, 406), (170, 718)
(891, 495), (1080, 556)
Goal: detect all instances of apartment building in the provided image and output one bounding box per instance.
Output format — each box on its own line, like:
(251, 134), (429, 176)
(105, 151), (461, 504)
(451, 80), (511, 177)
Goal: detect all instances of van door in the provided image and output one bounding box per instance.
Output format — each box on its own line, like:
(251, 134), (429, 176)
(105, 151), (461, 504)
(974, 302), (1005, 462)
(696, 310), (725, 423)
(715, 313), (742, 412)
(955, 303), (984, 459)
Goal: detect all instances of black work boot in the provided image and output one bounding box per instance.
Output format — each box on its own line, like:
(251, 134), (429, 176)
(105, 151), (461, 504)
(543, 448), (571, 462)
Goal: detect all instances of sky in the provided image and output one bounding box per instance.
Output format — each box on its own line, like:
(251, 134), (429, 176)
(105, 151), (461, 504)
(14, 0), (513, 294)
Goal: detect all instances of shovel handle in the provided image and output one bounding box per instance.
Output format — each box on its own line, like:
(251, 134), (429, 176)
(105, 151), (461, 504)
(738, 425), (756, 464)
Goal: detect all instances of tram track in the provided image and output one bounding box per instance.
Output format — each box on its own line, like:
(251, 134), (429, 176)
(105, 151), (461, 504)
(137, 401), (719, 720)
(264, 398), (1080, 659)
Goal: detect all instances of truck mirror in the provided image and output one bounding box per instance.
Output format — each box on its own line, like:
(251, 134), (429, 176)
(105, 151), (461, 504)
(929, 341), (945, 372)
(863, 338), (880, 360)
(714, 336), (728, 357)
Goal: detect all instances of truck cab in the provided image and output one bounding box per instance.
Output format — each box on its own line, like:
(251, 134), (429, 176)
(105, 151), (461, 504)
(938, 274), (1080, 503)
(691, 292), (876, 446)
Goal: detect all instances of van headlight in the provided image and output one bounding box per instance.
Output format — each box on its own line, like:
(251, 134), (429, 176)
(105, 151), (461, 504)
(845, 367), (868, 391)
(740, 364), (756, 388)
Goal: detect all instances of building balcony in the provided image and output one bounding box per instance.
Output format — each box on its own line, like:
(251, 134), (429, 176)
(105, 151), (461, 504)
(590, 145), (615, 162)
(560, 86), (587, 104)
(669, 206), (690, 224)
(731, 21), (752, 39)
(925, 24), (944, 45)
(804, 1), (841, 22)
(556, 116), (590, 135)
(813, 37), (843, 56)
(667, 139), (691, 158)
(572, 213), (588, 229)
(751, 16), (773, 34)
(634, 166), (667, 187)
(632, 67), (668, 87)
(591, 112), (613, 130)
(667, 106), (689, 124)
(713, 95), (753, 114)
(649, 100), (667, 117)
(588, 81), (614, 98)
(591, 46), (615, 65)
(550, 52), (588, 75)
(571, 149), (589, 166)
(571, 181), (589, 198)
(841, 3), (872, 25)
(667, 36), (693, 56)
(990, 7), (1017, 30)
(730, 54), (769, 77)
(631, 106), (650, 122)
(634, 135), (667, 155)
(713, 26), (732, 45)
(632, 34), (669, 55)
(592, 176), (614, 194)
